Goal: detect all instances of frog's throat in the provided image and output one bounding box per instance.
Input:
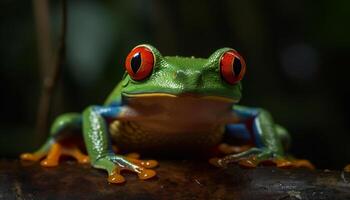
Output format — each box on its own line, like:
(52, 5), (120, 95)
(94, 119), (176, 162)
(122, 93), (238, 103)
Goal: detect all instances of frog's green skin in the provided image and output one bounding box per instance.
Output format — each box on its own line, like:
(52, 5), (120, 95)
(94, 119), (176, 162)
(24, 44), (295, 183)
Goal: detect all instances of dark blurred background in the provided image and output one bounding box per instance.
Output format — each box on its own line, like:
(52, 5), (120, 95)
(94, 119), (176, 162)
(1, 0), (350, 169)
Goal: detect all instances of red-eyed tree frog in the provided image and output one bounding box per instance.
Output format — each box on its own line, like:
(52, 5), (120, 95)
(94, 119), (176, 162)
(21, 44), (314, 184)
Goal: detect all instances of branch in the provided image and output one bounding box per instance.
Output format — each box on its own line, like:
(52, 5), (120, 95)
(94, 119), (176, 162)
(2, 160), (350, 199)
(33, 0), (67, 144)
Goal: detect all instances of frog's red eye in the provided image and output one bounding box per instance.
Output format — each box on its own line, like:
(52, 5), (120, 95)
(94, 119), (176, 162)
(125, 46), (155, 81)
(220, 50), (246, 85)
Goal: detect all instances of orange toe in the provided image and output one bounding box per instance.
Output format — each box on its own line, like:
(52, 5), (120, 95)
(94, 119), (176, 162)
(40, 159), (59, 167)
(108, 169), (126, 184)
(292, 159), (315, 169)
(138, 169), (157, 180)
(66, 148), (90, 164)
(126, 157), (158, 169)
(274, 159), (293, 168)
(20, 153), (44, 161)
(75, 155), (89, 164)
(40, 143), (61, 167)
(139, 160), (158, 168)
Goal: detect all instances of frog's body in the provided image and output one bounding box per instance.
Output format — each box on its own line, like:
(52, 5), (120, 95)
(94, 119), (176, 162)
(21, 44), (313, 184)
(109, 95), (227, 153)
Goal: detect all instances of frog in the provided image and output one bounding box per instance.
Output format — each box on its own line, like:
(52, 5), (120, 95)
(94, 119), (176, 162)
(21, 44), (314, 184)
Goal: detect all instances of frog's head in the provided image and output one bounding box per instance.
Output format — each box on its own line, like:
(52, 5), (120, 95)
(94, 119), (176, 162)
(120, 44), (246, 105)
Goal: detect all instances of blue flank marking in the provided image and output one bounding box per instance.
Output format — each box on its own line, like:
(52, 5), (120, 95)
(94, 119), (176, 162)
(233, 107), (264, 148)
(109, 101), (122, 107)
(92, 105), (122, 118)
(234, 108), (259, 119)
(225, 124), (251, 141)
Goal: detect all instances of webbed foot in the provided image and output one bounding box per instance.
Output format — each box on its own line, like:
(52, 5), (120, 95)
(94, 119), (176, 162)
(111, 147), (158, 169)
(94, 154), (158, 184)
(20, 142), (89, 167)
(210, 147), (314, 169)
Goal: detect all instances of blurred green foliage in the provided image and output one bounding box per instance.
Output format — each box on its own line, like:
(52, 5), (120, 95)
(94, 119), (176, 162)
(1, 0), (350, 169)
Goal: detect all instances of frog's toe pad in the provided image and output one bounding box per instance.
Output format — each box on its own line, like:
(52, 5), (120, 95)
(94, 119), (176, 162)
(20, 153), (44, 162)
(107, 167), (156, 184)
(108, 170), (126, 184)
(138, 169), (157, 180)
(40, 158), (59, 167)
(126, 157), (158, 169)
(74, 153), (90, 164)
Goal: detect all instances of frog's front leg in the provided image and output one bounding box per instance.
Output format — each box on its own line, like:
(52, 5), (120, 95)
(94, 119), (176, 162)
(216, 105), (314, 169)
(83, 105), (157, 184)
(20, 113), (90, 166)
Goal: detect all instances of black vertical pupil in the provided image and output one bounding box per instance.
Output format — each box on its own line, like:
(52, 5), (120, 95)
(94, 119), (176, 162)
(131, 52), (142, 73)
(233, 57), (242, 76)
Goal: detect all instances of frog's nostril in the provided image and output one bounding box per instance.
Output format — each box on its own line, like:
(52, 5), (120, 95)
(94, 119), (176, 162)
(174, 70), (204, 88)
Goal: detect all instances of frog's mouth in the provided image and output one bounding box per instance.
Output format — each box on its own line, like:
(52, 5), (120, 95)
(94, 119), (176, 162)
(122, 93), (238, 103)
(120, 92), (238, 126)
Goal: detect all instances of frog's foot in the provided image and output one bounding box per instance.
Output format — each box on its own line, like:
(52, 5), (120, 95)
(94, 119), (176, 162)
(344, 164), (350, 172)
(209, 148), (264, 167)
(95, 155), (157, 184)
(108, 165), (157, 184)
(210, 148), (314, 169)
(111, 147), (158, 169)
(21, 142), (89, 167)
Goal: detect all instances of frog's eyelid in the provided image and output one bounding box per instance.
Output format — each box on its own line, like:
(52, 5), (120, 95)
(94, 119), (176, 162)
(133, 44), (164, 68)
(206, 48), (235, 64)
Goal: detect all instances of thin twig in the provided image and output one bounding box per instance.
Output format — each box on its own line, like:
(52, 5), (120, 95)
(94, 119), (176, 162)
(34, 0), (67, 145)
(32, 0), (52, 80)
